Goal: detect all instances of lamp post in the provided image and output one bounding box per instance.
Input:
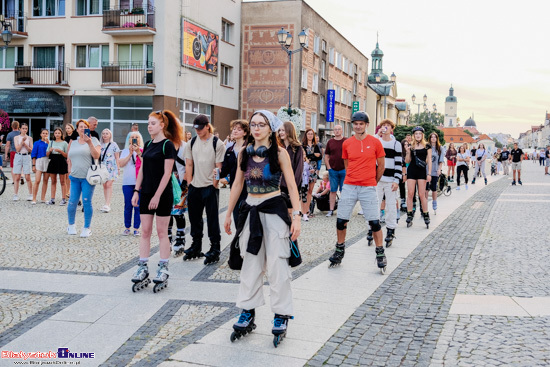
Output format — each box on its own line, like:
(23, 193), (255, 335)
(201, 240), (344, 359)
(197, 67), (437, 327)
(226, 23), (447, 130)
(277, 27), (307, 111)
(424, 103), (438, 125)
(411, 93), (427, 123)
(0, 15), (13, 50)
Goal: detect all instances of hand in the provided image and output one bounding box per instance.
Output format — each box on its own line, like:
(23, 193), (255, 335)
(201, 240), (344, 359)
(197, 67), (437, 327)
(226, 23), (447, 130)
(82, 134), (91, 143)
(391, 182), (399, 191)
(290, 217), (301, 242)
(427, 176), (432, 183)
(32, 166), (36, 173)
(131, 192), (139, 207)
(224, 215), (232, 235)
(148, 195), (160, 210)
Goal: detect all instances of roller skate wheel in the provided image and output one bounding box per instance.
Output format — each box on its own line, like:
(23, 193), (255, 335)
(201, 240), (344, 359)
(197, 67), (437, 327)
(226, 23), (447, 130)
(368, 240), (373, 246)
(380, 267), (387, 275)
(230, 332), (237, 342)
(132, 284), (138, 292)
(273, 335), (282, 348)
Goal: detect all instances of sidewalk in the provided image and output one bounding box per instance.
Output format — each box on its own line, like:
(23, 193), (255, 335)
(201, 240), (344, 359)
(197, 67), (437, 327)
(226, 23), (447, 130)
(1, 163), (548, 366)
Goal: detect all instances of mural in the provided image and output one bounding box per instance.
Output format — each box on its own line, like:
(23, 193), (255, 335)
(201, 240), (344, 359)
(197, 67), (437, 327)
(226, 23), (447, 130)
(182, 19), (219, 75)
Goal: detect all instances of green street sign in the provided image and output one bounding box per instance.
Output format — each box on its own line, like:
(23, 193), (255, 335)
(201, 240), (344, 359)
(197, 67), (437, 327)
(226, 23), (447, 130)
(352, 101), (359, 113)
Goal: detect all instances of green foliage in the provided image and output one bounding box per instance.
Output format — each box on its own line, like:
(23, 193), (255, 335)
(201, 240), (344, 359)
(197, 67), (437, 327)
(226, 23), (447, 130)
(493, 137), (503, 149)
(394, 123), (445, 145)
(409, 111), (444, 126)
(463, 129), (474, 137)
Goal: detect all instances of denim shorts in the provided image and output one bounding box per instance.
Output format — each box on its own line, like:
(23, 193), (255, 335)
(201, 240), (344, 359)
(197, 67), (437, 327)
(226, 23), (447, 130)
(328, 169), (346, 193)
(337, 184), (379, 221)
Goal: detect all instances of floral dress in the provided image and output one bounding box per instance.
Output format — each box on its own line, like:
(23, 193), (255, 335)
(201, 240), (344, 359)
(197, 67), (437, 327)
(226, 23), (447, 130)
(100, 142), (120, 181)
(304, 144), (320, 183)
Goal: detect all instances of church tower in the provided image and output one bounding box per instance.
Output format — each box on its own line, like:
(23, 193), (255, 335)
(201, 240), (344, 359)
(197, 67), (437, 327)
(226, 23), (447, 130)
(444, 85), (458, 127)
(367, 36), (388, 83)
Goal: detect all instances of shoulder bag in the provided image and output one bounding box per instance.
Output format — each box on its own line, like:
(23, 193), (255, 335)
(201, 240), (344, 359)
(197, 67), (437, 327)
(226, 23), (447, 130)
(86, 143), (110, 185)
(412, 148), (427, 169)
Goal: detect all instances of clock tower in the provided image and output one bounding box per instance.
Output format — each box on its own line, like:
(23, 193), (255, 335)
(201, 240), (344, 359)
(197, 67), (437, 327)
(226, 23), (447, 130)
(444, 85), (457, 127)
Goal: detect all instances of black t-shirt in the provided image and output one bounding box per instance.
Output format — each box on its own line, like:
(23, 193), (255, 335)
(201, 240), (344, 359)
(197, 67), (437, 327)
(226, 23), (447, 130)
(546, 150), (550, 159)
(90, 130), (100, 140)
(141, 139), (177, 194)
(510, 148), (523, 163)
(500, 151), (509, 161)
(64, 131), (79, 143)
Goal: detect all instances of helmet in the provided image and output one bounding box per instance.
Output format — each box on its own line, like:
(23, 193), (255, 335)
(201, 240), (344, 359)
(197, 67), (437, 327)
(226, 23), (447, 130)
(412, 126), (425, 133)
(351, 111), (369, 124)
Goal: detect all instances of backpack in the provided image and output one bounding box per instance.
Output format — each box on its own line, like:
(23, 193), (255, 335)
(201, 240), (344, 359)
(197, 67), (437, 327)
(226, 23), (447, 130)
(189, 135), (219, 177)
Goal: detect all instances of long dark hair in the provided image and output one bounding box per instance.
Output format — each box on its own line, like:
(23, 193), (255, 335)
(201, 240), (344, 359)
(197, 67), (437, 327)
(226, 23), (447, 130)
(429, 132), (441, 155)
(239, 112), (281, 175)
(302, 128), (317, 146)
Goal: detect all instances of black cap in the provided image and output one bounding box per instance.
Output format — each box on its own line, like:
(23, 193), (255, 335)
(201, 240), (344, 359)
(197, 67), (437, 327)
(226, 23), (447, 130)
(193, 114), (209, 129)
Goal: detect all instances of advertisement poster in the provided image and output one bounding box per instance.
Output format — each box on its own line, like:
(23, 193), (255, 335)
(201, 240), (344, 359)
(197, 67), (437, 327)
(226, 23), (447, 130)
(182, 19), (219, 75)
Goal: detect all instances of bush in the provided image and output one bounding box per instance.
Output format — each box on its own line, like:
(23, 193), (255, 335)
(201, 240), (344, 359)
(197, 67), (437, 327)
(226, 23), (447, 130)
(394, 123), (445, 145)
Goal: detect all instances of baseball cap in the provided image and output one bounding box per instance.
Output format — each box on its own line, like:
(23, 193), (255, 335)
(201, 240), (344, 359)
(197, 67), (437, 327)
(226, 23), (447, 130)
(193, 114), (209, 129)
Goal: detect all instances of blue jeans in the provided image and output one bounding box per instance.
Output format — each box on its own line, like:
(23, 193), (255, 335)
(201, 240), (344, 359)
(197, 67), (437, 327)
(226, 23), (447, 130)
(328, 168), (346, 193)
(68, 176), (95, 228)
(123, 185), (141, 229)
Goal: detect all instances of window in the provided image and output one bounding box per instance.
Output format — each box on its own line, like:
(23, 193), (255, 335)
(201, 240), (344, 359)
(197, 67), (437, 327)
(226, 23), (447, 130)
(311, 112), (317, 131)
(76, 0), (109, 15)
(343, 56), (347, 73)
(322, 39), (327, 52)
(353, 81), (357, 95)
(335, 86), (340, 102)
(33, 0), (65, 16)
(337, 52), (342, 70)
(221, 19), (233, 43)
(328, 80), (333, 91)
(312, 73), (319, 93)
(313, 35), (320, 55)
(321, 60), (326, 79)
(301, 68), (308, 89)
(76, 45), (108, 68)
(119, 0), (146, 11)
(357, 70), (361, 84)
(221, 64), (232, 86)
(34, 46), (64, 68)
(329, 48), (334, 65)
(180, 100), (212, 134)
(0, 47), (23, 69)
(118, 44), (153, 67)
(340, 88), (345, 104)
(320, 95), (325, 115)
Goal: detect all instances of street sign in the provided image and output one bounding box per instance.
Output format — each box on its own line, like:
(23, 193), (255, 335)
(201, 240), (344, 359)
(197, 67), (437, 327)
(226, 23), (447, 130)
(352, 101), (359, 113)
(326, 89), (335, 122)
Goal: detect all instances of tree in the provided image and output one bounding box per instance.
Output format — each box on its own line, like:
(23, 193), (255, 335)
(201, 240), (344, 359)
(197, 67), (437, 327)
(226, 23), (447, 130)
(409, 111), (444, 126)
(394, 123), (445, 145)
(493, 137), (503, 149)
(463, 129), (474, 137)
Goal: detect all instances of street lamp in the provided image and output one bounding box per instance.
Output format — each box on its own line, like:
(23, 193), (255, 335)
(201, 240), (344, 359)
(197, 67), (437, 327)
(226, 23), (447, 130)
(0, 15), (13, 50)
(424, 103), (438, 125)
(277, 27), (307, 111)
(370, 71), (396, 121)
(411, 93), (427, 117)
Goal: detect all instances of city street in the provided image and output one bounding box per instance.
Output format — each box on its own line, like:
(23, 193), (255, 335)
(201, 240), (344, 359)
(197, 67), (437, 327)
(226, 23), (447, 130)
(0, 162), (549, 366)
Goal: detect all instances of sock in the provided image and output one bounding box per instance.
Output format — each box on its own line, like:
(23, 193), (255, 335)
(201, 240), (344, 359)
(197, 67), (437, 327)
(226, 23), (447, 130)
(139, 258), (148, 263)
(159, 259), (169, 264)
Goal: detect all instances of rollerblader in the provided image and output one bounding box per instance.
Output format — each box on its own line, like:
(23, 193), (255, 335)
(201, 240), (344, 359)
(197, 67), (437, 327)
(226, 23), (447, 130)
(404, 126), (432, 229)
(230, 309), (256, 342)
(455, 145), (470, 190)
(509, 143), (524, 186)
(171, 139), (189, 258)
(425, 132), (444, 215)
(272, 314), (293, 347)
(328, 112), (387, 271)
(224, 110), (301, 347)
(324, 124), (347, 217)
(131, 261), (151, 292)
(131, 110), (182, 292)
(366, 225), (374, 246)
(184, 115), (226, 264)
(472, 143), (488, 185)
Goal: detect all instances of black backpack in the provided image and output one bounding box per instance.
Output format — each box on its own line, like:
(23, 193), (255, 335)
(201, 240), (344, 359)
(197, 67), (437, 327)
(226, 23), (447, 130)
(189, 135), (219, 177)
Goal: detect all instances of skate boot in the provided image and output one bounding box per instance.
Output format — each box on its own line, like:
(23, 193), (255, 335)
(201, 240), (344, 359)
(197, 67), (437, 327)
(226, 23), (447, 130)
(485, 178), (488, 185)
(380, 210), (386, 224)
(385, 228), (395, 248)
(396, 208), (400, 223)
(152, 262), (169, 293)
(272, 314), (293, 347)
(432, 200), (438, 215)
(230, 309), (256, 342)
(471, 178), (476, 184)
(203, 242), (221, 265)
(183, 239), (204, 261)
(366, 227), (374, 246)
(172, 230), (186, 257)
(406, 211), (414, 228)
(512, 180), (516, 186)
(518, 180), (522, 185)
(400, 198), (407, 212)
(375, 246), (387, 275)
(423, 212), (430, 229)
(328, 243), (345, 267)
(131, 261), (151, 292)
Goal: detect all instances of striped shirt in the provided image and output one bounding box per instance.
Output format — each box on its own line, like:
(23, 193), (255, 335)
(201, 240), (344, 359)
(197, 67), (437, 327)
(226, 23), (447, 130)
(378, 136), (403, 183)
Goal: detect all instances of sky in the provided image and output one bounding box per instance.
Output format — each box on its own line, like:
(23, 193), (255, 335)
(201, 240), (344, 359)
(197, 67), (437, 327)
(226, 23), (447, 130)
(245, 0), (550, 138)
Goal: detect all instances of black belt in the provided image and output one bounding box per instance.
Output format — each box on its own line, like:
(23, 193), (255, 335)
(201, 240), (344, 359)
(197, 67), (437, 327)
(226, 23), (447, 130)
(17, 153), (29, 155)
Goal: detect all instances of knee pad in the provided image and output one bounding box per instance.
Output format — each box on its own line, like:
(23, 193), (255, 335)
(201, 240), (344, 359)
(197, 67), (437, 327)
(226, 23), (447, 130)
(336, 218), (349, 230)
(369, 220), (382, 232)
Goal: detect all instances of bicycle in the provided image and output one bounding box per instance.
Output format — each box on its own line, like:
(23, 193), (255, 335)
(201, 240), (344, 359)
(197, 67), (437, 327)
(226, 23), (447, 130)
(0, 168), (6, 196)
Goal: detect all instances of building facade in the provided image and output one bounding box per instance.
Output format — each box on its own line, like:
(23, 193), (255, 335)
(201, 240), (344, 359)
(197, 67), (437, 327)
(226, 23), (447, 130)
(241, 0), (369, 141)
(444, 85), (457, 127)
(1, 0), (241, 146)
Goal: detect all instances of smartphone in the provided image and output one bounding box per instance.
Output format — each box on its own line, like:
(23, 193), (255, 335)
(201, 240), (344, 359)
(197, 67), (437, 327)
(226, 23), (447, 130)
(214, 167), (220, 180)
(132, 138), (138, 145)
(84, 128), (91, 137)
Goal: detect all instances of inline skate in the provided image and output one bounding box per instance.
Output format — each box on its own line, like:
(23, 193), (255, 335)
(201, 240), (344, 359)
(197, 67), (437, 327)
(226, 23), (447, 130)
(272, 314), (293, 347)
(432, 200), (437, 215)
(385, 228), (395, 248)
(230, 309), (256, 342)
(400, 198), (407, 212)
(152, 262), (169, 293)
(379, 209), (386, 224)
(183, 239), (204, 261)
(131, 261), (151, 292)
(172, 230), (186, 257)
(328, 243), (345, 267)
(423, 212), (430, 229)
(406, 211), (414, 228)
(375, 246), (387, 275)
(366, 226), (374, 246)
(203, 242), (221, 265)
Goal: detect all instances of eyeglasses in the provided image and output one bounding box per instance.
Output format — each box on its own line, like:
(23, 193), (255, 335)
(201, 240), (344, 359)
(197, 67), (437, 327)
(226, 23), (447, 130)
(250, 123), (268, 129)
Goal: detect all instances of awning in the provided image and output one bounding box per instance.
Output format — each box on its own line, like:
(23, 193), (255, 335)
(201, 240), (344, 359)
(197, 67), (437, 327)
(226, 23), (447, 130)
(0, 89), (66, 114)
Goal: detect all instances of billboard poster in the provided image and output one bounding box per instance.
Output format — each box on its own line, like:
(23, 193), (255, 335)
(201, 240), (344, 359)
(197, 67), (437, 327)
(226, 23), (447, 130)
(182, 19), (219, 75)
(326, 89), (335, 122)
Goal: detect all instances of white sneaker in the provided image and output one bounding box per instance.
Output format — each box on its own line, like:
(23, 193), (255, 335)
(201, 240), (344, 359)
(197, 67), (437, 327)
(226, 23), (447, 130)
(80, 228), (92, 238)
(465, 184), (469, 190)
(326, 210), (333, 217)
(26, 195), (33, 201)
(100, 205), (111, 213)
(31, 201), (36, 205)
(456, 186), (461, 190)
(13, 195), (19, 201)
(302, 214), (309, 222)
(67, 225), (77, 235)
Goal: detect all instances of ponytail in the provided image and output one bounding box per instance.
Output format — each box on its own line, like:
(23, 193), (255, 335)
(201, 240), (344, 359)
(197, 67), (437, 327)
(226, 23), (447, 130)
(150, 110), (184, 149)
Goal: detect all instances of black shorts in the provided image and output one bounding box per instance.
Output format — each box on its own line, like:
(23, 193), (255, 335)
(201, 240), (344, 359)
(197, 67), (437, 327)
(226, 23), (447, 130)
(140, 191), (173, 216)
(407, 166), (427, 181)
(426, 176), (438, 192)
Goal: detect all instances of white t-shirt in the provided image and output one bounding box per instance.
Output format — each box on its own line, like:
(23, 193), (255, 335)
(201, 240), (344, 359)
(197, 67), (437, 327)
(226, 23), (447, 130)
(457, 152), (469, 167)
(120, 148), (137, 185)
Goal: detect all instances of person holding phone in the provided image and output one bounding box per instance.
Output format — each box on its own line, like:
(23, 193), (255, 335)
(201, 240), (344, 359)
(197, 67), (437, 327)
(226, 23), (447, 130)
(119, 132), (144, 235)
(66, 119), (101, 238)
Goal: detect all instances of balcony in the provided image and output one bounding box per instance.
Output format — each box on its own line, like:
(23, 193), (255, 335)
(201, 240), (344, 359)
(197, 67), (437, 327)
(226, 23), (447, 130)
(14, 63), (70, 89)
(101, 62), (155, 90)
(102, 6), (155, 36)
(1, 13), (28, 38)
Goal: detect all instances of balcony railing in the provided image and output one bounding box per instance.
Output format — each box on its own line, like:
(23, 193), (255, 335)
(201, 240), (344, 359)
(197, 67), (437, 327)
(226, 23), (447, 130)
(102, 6), (155, 35)
(14, 63), (70, 88)
(101, 61), (155, 89)
(1, 12), (27, 38)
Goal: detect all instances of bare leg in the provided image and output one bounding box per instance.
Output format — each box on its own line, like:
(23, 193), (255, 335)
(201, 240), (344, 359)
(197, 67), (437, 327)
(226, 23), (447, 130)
(41, 173), (49, 201)
(406, 179), (416, 210)
(32, 171), (43, 202)
(417, 179), (428, 212)
(139, 214), (154, 258)
(156, 216), (172, 259)
(329, 192), (337, 211)
(59, 174), (66, 198)
(13, 173), (21, 195)
(25, 174), (33, 195)
(50, 175), (58, 200)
